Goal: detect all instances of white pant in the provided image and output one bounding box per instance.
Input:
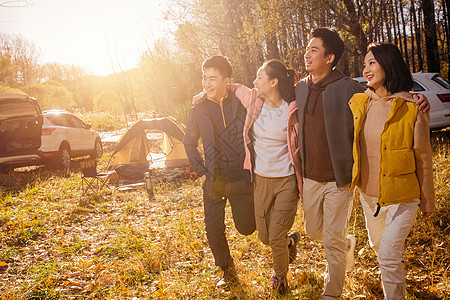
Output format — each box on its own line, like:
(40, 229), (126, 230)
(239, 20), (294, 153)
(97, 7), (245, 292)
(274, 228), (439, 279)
(302, 178), (353, 299)
(359, 189), (419, 300)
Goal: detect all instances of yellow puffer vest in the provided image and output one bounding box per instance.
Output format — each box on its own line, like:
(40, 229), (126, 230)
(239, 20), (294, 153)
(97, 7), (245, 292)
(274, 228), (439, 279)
(349, 93), (420, 207)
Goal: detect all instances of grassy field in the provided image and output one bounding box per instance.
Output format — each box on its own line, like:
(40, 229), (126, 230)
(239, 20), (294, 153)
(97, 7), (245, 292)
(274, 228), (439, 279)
(0, 131), (448, 299)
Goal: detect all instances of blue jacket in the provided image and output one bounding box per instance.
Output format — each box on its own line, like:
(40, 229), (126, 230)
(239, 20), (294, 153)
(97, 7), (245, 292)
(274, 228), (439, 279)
(183, 93), (250, 186)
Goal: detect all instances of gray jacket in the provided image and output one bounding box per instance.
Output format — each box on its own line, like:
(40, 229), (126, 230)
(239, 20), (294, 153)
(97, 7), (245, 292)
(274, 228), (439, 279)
(295, 76), (365, 186)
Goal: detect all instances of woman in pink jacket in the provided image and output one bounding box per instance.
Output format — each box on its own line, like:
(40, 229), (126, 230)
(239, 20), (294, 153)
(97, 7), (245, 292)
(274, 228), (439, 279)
(231, 60), (302, 296)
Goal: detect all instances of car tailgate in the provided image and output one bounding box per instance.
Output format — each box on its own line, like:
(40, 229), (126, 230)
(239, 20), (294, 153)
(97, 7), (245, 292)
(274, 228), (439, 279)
(0, 95), (43, 158)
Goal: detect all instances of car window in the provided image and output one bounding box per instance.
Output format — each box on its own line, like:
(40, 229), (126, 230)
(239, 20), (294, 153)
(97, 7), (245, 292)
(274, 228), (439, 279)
(432, 76), (450, 89)
(412, 81), (426, 92)
(0, 99), (39, 119)
(46, 114), (72, 127)
(67, 115), (86, 128)
(0, 119), (39, 131)
(356, 79), (425, 93)
(358, 81), (368, 88)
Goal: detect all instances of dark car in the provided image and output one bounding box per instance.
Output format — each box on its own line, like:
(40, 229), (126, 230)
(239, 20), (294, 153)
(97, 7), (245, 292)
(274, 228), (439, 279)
(0, 92), (43, 172)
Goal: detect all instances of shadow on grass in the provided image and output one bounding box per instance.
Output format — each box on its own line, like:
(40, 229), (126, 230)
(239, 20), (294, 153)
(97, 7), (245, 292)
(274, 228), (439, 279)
(430, 128), (450, 144)
(408, 286), (443, 300)
(0, 160), (86, 195)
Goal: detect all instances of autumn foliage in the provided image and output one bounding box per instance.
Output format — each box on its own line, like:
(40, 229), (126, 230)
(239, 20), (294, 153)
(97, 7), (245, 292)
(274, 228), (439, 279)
(0, 131), (448, 299)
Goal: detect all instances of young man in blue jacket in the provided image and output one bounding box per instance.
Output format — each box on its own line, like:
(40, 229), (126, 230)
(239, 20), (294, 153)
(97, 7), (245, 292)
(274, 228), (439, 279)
(183, 55), (255, 288)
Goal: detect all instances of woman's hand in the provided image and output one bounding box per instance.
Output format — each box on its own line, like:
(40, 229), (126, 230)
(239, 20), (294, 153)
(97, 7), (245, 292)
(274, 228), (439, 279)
(227, 83), (238, 93)
(192, 92), (203, 105)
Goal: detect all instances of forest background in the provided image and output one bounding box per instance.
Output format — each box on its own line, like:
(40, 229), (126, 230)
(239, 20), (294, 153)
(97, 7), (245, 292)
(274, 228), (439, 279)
(0, 0), (449, 124)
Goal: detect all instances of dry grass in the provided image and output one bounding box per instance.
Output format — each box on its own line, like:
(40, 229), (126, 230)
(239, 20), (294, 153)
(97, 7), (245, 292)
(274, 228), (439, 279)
(0, 131), (448, 299)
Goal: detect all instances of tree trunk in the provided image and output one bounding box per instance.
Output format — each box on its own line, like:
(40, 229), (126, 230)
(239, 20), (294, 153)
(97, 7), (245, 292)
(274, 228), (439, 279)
(385, 6), (392, 43)
(390, 1), (399, 48)
(341, 50), (350, 76)
(394, 1), (404, 55)
(225, 0), (256, 85)
(443, 0), (450, 64)
(266, 35), (281, 60)
(400, 0), (410, 68)
(417, 2), (425, 71)
(342, 0), (368, 55)
(410, 6), (416, 72)
(421, 0), (441, 72)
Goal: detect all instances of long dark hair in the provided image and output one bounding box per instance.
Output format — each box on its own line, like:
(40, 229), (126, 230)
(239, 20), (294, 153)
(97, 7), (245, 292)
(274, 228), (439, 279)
(262, 59), (297, 103)
(367, 43), (413, 93)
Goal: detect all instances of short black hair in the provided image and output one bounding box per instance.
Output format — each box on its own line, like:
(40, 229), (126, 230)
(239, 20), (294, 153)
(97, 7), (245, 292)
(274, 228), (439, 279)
(202, 55), (232, 78)
(310, 27), (344, 67)
(367, 43), (413, 93)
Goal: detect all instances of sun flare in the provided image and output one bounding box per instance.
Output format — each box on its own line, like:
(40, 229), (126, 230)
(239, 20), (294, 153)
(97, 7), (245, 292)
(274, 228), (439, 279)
(0, 0), (171, 75)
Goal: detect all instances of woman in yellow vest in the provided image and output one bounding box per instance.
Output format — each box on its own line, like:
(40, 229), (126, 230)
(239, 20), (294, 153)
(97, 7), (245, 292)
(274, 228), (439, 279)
(348, 42), (435, 299)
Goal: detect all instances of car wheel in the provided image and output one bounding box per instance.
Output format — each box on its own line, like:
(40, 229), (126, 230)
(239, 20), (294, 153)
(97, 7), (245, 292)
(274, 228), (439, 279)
(91, 139), (103, 159)
(55, 144), (71, 171)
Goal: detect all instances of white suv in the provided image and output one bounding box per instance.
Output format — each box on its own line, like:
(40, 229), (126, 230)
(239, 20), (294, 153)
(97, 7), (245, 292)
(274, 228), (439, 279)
(40, 110), (103, 170)
(354, 73), (450, 130)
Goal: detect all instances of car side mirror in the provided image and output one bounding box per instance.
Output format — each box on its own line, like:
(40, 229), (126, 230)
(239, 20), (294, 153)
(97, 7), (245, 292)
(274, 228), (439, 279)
(85, 123), (93, 129)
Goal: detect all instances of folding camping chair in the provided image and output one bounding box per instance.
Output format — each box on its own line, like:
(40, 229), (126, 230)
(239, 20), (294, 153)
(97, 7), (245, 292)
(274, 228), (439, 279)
(80, 160), (113, 195)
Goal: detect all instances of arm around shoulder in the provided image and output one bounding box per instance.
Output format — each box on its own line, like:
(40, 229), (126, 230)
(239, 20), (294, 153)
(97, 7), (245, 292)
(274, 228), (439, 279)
(230, 83), (256, 109)
(412, 93), (431, 112)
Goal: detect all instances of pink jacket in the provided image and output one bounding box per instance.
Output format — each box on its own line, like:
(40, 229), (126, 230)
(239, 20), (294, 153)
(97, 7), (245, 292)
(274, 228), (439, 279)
(233, 84), (303, 199)
(232, 84), (263, 173)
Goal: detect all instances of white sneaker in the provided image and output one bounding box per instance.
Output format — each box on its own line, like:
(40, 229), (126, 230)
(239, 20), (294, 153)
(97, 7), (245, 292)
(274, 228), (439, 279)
(346, 235), (356, 271)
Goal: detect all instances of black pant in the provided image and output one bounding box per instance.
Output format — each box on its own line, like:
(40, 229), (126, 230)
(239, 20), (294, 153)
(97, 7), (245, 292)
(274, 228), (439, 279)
(202, 175), (255, 267)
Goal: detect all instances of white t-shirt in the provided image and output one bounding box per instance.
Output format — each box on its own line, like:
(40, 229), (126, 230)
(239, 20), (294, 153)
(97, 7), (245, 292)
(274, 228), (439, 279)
(253, 100), (295, 177)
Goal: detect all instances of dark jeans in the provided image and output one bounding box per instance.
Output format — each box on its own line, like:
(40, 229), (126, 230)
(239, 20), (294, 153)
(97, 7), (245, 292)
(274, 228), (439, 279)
(202, 175), (256, 267)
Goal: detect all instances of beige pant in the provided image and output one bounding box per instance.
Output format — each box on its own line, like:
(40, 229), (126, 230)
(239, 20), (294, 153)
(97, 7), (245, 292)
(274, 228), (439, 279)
(359, 189), (419, 300)
(302, 178), (353, 299)
(254, 174), (299, 277)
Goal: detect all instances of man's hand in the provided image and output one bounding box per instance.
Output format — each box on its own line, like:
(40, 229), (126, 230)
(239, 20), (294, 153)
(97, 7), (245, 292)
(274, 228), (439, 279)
(413, 93), (430, 112)
(201, 175), (206, 184)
